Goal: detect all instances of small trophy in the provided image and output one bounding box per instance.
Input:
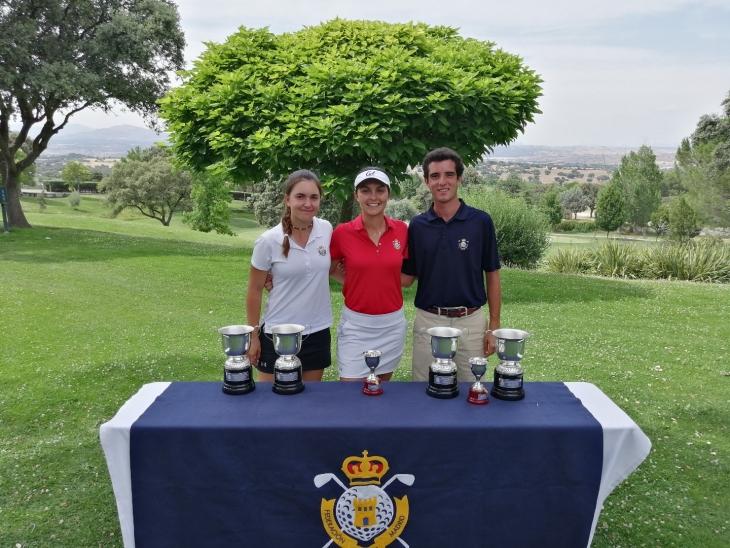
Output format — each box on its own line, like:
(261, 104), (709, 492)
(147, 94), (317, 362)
(218, 325), (256, 395)
(467, 356), (489, 405)
(490, 328), (530, 401)
(362, 350), (383, 396)
(271, 323), (305, 395)
(426, 326), (462, 399)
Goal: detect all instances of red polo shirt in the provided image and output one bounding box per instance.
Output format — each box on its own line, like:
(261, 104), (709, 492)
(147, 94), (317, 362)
(330, 215), (408, 315)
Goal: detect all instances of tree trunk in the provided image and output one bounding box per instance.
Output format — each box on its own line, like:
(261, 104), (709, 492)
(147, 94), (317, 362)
(4, 173), (31, 228)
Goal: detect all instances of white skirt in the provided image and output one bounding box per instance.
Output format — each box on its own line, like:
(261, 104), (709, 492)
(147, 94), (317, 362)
(336, 305), (407, 378)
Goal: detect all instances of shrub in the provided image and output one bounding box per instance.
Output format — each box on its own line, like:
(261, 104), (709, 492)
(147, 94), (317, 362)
(591, 241), (644, 278)
(464, 189), (550, 268)
(250, 174), (284, 228)
(68, 191), (81, 209)
(554, 220), (598, 233)
(385, 198), (418, 222)
(643, 239), (730, 283)
(546, 248), (592, 274)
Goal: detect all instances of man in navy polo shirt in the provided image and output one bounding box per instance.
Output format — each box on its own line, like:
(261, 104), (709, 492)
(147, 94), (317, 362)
(402, 147), (501, 382)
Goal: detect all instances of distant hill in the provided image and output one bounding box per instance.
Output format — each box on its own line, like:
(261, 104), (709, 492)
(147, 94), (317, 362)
(33, 124), (677, 168)
(489, 144), (676, 168)
(43, 124), (168, 157)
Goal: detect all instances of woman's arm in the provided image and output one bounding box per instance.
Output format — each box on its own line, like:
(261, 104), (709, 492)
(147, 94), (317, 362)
(245, 266), (270, 364)
(329, 259), (345, 284)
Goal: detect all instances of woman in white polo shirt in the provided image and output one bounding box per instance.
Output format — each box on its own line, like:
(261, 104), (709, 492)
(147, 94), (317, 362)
(246, 170), (333, 381)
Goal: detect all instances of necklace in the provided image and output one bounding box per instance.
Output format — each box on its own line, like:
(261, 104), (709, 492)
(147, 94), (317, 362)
(291, 222), (313, 231)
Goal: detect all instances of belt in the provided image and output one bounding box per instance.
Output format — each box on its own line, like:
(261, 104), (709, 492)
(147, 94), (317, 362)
(425, 306), (480, 318)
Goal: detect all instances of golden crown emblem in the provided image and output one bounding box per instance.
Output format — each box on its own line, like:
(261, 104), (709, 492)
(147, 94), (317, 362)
(341, 450), (390, 486)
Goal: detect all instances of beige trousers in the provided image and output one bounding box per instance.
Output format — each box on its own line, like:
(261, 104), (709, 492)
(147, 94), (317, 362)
(411, 308), (487, 382)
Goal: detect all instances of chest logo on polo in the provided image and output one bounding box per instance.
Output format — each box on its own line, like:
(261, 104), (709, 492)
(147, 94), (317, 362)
(318, 245), (328, 256)
(315, 450), (414, 547)
(458, 238), (469, 251)
(392, 239), (401, 250)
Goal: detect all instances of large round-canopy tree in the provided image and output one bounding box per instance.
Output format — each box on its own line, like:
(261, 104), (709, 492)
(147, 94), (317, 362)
(0, 0), (185, 228)
(161, 19), (542, 221)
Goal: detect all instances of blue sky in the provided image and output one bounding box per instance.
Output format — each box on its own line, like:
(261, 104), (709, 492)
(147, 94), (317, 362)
(74, 0), (730, 148)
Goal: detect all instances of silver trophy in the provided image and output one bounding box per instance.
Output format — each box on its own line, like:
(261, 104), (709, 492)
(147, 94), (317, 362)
(362, 350), (383, 396)
(271, 323), (305, 395)
(490, 328), (530, 401)
(467, 356), (489, 405)
(218, 325), (256, 395)
(426, 326), (462, 399)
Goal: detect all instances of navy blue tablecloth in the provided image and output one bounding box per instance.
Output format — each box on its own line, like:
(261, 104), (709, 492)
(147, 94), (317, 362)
(130, 382), (602, 547)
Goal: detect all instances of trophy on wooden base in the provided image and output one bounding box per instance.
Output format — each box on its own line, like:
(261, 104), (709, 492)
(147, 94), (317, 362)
(426, 326), (462, 399)
(490, 328), (530, 401)
(218, 325), (255, 395)
(362, 350), (383, 396)
(271, 323), (305, 395)
(467, 356), (489, 405)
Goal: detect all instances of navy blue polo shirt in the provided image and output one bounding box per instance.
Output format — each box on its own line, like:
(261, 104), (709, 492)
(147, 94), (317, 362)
(402, 200), (500, 310)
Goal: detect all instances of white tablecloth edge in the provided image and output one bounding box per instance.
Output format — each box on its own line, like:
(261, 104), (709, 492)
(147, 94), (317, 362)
(566, 382), (652, 546)
(100, 382), (170, 548)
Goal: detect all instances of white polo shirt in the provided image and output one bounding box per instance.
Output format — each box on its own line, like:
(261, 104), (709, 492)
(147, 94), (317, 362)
(250, 217), (333, 335)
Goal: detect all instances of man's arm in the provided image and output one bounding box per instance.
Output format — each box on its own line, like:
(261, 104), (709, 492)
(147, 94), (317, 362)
(483, 269), (501, 356)
(401, 273), (416, 287)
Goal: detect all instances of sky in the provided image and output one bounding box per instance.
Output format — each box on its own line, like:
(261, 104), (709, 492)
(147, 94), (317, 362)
(73, 0), (730, 148)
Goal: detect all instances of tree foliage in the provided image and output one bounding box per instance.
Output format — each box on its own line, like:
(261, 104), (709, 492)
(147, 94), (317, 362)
(540, 190), (563, 228)
(102, 146), (192, 226)
(161, 19), (542, 222)
(0, 0), (185, 227)
(559, 187), (588, 219)
(595, 180), (626, 236)
(184, 174), (233, 235)
(668, 196), (700, 242)
(61, 161), (92, 191)
(611, 145), (662, 229)
(674, 90), (730, 227)
(580, 182), (600, 217)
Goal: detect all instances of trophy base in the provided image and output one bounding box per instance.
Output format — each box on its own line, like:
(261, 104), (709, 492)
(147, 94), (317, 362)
(467, 387), (489, 405)
(490, 370), (524, 401)
(426, 369), (459, 399)
(222, 381), (255, 395)
(272, 367), (305, 395)
(222, 367), (255, 395)
(362, 381), (383, 396)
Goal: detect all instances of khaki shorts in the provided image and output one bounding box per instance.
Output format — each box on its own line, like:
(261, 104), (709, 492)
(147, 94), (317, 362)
(411, 308), (487, 382)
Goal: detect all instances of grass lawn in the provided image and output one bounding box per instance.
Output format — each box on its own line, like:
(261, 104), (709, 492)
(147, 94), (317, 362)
(1, 196), (728, 546)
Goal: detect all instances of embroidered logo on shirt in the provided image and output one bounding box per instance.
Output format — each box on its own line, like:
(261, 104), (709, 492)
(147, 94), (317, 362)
(458, 238), (469, 251)
(392, 239), (401, 250)
(318, 246), (328, 256)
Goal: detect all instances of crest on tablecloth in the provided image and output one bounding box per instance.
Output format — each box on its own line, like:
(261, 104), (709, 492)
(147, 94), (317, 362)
(314, 450), (414, 547)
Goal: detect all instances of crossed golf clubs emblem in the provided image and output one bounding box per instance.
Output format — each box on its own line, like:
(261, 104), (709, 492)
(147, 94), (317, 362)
(314, 450), (415, 547)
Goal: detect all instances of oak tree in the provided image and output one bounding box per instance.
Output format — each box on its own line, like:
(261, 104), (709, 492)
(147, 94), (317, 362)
(0, 0), (185, 227)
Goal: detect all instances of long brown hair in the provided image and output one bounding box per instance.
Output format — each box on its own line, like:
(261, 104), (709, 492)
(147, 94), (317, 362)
(281, 169), (322, 258)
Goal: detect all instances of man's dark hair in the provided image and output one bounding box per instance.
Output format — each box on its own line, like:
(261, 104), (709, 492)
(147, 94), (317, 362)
(422, 147), (464, 179)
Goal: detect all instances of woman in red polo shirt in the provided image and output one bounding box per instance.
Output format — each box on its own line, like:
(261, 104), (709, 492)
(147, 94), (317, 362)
(330, 168), (409, 380)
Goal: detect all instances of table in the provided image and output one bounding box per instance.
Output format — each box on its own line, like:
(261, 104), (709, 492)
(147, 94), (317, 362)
(100, 382), (650, 548)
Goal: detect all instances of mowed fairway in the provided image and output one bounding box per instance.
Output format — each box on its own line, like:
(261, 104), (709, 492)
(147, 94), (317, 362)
(1, 196), (728, 547)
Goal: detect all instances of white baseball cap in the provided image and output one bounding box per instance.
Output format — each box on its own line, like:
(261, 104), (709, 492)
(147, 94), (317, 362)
(354, 168), (391, 188)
